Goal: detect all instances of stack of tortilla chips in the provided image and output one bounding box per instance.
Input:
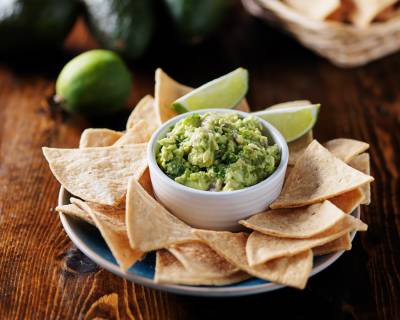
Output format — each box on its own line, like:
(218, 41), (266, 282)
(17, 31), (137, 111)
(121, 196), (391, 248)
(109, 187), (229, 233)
(44, 69), (373, 290)
(281, 0), (399, 27)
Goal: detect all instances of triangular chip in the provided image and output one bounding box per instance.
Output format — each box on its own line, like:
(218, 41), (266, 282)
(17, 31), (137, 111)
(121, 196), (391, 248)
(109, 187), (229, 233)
(79, 128), (123, 148)
(284, 0), (340, 20)
(194, 230), (313, 289)
(155, 250), (249, 286)
(72, 199), (143, 271)
(349, 153), (371, 204)
(126, 177), (197, 252)
(270, 140), (374, 208)
(329, 188), (364, 213)
(114, 120), (157, 145)
(241, 200), (346, 238)
(154, 68), (192, 124)
(169, 241), (239, 277)
(350, 0), (397, 27)
(324, 138), (369, 163)
(288, 130), (313, 166)
(313, 233), (352, 256)
(155, 68), (251, 124)
(126, 95), (159, 130)
(246, 214), (367, 266)
(137, 167), (154, 197)
(43, 144), (148, 206)
(56, 203), (94, 226)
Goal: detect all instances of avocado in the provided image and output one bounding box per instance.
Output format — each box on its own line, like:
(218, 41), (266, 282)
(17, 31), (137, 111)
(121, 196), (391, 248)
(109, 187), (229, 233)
(82, 0), (154, 60)
(163, 0), (231, 41)
(0, 0), (79, 53)
(56, 50), (132, 115)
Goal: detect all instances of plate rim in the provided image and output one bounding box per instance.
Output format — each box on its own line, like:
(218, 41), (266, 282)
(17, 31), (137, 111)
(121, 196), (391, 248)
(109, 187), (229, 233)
(58, 187), (359, 297)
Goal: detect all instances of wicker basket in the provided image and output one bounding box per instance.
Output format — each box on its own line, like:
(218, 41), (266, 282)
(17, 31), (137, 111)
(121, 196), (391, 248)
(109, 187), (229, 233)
(242, 0), (400, 67)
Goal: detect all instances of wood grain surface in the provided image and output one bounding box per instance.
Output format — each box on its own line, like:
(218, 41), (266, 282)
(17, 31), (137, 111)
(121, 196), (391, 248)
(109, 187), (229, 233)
(0, 8), (399, 320)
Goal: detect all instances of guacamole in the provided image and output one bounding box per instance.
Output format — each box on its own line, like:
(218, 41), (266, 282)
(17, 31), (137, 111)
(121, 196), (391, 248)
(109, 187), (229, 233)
(156, 112), (280, 191)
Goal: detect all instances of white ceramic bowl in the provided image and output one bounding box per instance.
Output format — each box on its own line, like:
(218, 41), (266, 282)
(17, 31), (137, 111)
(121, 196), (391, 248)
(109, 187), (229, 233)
(147, 109), (288, 230)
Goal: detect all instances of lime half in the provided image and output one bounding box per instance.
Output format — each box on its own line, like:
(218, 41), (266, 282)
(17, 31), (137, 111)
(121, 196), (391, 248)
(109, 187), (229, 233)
(252, 104), (320, 142)
(172, 68), (248, 113)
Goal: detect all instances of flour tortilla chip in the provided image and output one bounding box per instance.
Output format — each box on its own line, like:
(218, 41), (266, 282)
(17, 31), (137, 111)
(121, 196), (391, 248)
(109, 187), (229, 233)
(288, 130), (313, 166)
(349, 153), (371, 204)
(350, 0), (397, 27)
(194, 230), (313, 289)
(114, 120), (157, 145)
(72, 199), (143, 271)
(329, 188), (365, 213)
(324, 138), (369, 163)
(284, 0), (340, 20)
(43, 144), (148, 206)
(154, 68), (192, 123)
(137, 167), (154, 197)
(155, 250), (249, 286)
(79, 128), (123, 148)
(169, 241), (240, 277)
(56, 203), (94, 226)
(126, 177), (197, 252)
(126, 95), (159, 130)
(241, 200), (346, 238)
(314, 233), (352, 256)
(246, 214), (367, 266)
(270, 140), (374, 209)
(155, 68), (251, 124)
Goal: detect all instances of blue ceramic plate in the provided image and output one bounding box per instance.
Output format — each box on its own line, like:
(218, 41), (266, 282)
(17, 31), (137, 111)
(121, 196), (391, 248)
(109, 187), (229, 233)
(58, 187), (360, 297)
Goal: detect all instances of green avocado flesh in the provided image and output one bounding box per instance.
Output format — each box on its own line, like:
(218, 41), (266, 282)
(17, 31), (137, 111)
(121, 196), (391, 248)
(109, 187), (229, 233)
(156, 112), (280, 191)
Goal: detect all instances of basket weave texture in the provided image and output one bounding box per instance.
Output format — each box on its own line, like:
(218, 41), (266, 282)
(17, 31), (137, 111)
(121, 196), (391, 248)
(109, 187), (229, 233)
(242, 0), (400, 67)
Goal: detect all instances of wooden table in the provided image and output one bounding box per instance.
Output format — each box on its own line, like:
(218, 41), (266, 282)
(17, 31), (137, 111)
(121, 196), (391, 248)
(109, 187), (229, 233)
(0, 10), (399, 320)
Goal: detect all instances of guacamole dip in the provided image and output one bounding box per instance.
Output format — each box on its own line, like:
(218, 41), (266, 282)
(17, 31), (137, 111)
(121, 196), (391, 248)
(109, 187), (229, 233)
(156, 112), (280, 191)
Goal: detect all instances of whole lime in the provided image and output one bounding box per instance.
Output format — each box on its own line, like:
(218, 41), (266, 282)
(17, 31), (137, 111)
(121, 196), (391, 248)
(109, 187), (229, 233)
(56, 50), (132, 115)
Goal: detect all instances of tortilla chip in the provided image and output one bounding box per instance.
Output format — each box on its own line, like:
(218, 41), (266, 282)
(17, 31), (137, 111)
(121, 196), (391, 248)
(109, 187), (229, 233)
(313, 233), (352, 256)
(284, 0), (340, 20)
(324, 138), (369, 163)
(155, 250), (249, 286)
(169, 241), (239, 277)
(270, 140), (374, 209)
(79, 128), (123, 148)
(241, 200), (347, 238)
(349, 153), (371, 204)
(350, 0), (397, 27)
(193, 230), (312, 289)
(114, 120), (157, 145)
(70, 197), (126, 227)
(329, 188), (364, 213)
(72, 199), (143, 271)
(43, 144), (148, 206)
(56, 203), (94, 226)
(246, 214), (367, 266)
(288, 130), (313, 166)
(126, 95), (159, 130)
(155, 68), (250, 124)
(126, 177), (197, 252)
(154, 68), (192, 124)
(137, 167), (154, 197)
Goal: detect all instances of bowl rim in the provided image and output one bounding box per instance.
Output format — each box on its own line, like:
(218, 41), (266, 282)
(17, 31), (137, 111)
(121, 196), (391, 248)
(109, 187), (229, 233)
(147, 108), (289, 198)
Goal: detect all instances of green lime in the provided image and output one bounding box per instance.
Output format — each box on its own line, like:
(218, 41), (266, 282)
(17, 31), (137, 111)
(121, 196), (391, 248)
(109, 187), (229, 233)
(172, 68), (248, 114)
(252, 104), (320, 142)
(267, 100), (311, 110)
(56, 50), (132, 115)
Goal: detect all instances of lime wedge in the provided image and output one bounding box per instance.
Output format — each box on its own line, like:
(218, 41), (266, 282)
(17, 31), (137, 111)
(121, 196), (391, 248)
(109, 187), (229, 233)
(267, 100), (311, 110)
(252, 104), (320, 142)
(172, 68), (248, 113)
